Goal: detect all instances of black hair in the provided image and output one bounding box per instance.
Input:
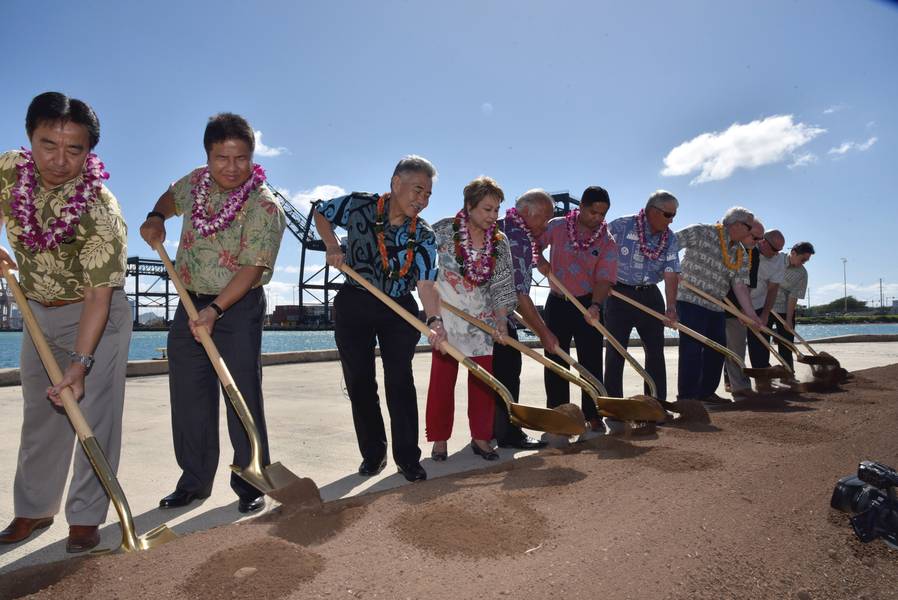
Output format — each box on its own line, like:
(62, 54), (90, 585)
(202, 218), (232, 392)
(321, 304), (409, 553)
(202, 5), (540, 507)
(25, 92), (100, 150)
(203, 113), (255, 154)
(580, 185), (610, 207)
(792, 241), (815, 255)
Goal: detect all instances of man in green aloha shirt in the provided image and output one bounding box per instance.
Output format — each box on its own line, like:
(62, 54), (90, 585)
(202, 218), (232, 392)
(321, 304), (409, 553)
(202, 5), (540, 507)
(0, 92), (130, 553)
(140, 113), (286, 514)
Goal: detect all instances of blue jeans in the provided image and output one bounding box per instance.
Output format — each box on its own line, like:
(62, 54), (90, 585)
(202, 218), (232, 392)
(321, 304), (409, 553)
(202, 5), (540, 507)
(677, 300), (726, 400)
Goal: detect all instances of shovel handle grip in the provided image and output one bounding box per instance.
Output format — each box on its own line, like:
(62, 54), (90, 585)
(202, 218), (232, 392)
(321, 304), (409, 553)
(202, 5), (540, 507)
(1, 267), (93, 439)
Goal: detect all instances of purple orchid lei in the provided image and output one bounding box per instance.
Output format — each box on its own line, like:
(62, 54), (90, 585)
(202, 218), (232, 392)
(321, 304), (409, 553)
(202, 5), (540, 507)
(635, 209), (670, 260)
(10, 149), (108, 254)
(190, 164), (266, 238)
(452, 209), (500, 285)
(505, 206), (540, 266)
(565, 208), (606, 251)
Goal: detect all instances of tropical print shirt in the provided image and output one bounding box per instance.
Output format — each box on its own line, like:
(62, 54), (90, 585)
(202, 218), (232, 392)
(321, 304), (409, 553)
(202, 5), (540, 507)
(170, 168), (286, 295)
(0, 150), (127, 304)
(608, 214), (680, 286)
(676, 223), (749, 312)
(316, 192), (437, 298)
(497, 217), (537, 297)
(432, 217), (517, 357)
(539, 216), (618, 297)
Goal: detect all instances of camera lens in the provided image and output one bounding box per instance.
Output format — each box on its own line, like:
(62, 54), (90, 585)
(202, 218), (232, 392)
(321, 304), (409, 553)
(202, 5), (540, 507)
(831, 476), (870, 513)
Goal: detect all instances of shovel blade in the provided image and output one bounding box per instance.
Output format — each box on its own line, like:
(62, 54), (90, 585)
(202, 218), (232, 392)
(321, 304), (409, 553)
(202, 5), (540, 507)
(134, 524), (178, 551)
(230, 462), (321, 508)
(596, 395), (667, 422)
(510, 404), (586, 436)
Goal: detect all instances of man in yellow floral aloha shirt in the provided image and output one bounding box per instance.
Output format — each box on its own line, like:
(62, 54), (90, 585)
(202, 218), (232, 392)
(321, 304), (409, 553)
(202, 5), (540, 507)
(140, 113), (286, 515)
(0, 92), (130, 553)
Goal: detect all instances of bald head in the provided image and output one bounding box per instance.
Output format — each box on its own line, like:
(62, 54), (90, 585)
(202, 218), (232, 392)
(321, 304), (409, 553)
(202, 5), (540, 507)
(760, 229), (785, 257)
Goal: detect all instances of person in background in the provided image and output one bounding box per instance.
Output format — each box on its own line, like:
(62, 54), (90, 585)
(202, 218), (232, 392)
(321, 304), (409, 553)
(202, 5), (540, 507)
(771, 241), (815, 375)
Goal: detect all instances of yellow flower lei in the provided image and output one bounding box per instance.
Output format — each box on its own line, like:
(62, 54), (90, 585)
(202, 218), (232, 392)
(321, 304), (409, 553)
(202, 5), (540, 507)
(716, 223), (744, 271)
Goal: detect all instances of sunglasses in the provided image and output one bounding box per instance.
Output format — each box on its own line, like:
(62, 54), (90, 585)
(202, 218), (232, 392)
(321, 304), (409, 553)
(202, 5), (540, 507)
(652, 206), (676, 219)
(763, 237), (784, 252)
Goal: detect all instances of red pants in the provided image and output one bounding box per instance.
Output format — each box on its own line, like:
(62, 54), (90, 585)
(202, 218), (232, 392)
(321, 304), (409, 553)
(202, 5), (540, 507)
(425, 351), (495, 442)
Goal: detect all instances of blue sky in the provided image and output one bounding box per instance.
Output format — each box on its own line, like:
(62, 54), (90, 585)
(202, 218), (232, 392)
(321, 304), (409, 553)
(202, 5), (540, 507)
(3, 0), (897, 308)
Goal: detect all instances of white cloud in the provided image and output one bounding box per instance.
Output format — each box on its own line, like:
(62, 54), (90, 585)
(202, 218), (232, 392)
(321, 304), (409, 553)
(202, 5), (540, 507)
(661, 115), (826, 184)
(275, 265), (302, 274)
(163, 238), (179, 250)
(788, 153), (818, 170)
(828, 136), (877, 157)
(278, 184), (347, 215)
(823, 103), (847, 115)
(253, 130), (289, 157)
(481, 102), (494, 116)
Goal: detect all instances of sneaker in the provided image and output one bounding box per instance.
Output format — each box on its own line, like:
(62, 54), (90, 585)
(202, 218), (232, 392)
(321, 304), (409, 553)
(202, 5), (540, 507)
(702, 393), (732, 405)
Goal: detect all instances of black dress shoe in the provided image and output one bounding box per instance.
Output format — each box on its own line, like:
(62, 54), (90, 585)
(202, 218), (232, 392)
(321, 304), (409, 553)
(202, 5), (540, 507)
(238, 495), (265, 514)
(431, 449), (448, 462)
(471, 442), (500, 461)
(497, 435), (547, 450)
(396, 462), (427, 482)
(158, 489), (210, 509)
(358, 457), (387, 476)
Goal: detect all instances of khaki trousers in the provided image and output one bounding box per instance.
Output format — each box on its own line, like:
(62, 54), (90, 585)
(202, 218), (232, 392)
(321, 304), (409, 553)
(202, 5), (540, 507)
(13, 290), (131, 526)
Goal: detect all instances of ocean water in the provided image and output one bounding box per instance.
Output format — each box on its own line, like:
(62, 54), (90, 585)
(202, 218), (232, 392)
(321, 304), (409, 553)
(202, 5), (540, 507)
(0, 323), (896, 369)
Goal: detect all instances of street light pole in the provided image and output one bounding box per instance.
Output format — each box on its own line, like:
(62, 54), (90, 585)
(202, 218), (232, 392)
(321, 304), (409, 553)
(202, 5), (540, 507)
(841, 258), (848, 313)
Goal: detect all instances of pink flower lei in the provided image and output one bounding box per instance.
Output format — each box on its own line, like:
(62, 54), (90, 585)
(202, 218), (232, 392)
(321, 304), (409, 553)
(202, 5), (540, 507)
(505, 207), (540, 266)
(190, 164), (266, 238)
(635, 209), (670, 260)
(452, 209), (501, 285)
(565, 208), (606, 251)
(10, 148), (108, 254)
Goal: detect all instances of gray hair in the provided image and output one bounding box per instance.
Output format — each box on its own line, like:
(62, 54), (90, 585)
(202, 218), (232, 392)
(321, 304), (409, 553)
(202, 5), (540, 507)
(392, 154), (438, 181)
(516, 188), (554, 215)
(646, 190), (679, 211)
(722, 206), (754, 227)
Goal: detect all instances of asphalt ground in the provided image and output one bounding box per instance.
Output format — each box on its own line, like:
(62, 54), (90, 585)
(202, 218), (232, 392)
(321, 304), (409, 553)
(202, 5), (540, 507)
(1, 340), (897, 573)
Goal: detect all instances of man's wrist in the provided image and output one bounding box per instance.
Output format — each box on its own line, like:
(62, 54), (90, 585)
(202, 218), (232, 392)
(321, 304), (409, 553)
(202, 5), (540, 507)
(68, 351), (94, 373)
(426, 315), (443, 327)
(208, 302), (225, 319)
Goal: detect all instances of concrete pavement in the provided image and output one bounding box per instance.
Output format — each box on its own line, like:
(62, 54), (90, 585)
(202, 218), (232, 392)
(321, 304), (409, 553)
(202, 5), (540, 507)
(1, 340), (897, 573)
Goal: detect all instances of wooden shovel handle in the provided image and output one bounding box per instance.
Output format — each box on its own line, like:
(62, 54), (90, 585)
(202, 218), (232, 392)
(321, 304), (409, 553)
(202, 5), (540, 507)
(1, 266), (92, 440)
(609, 288), (745, 368)
(152, 242), (237, 389)
(771, 311), (819, 356)
(546, 272), (658, 398)
(721, 296), (793, 374)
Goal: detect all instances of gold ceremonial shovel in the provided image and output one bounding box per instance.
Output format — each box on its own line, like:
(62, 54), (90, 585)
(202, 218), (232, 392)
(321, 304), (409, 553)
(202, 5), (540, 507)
(440, 301), (665, 422)
(1, 265), (176, 552)
(153, 242), (316, 506)
(340, 265), (585, 436)
(546, 272), (660, 399)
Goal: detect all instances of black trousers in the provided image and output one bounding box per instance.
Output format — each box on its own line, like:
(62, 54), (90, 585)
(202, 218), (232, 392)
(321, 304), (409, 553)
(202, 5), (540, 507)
(492, 324), (528, 444)
(746, 308), (771, 369)
(603, 284), (668, 402)
(168, 287), (269, 501)
(543, 293), (602, 421)
(333, 285), (422, 467)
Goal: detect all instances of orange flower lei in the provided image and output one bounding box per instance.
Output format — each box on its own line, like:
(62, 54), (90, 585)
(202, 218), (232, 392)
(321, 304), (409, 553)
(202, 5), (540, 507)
(716, 223), (744, 271)
(375, 194), (418, 280)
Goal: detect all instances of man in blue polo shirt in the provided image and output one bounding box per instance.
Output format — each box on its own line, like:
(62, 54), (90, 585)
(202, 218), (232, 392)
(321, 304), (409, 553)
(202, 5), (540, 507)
(604, 190), (681, 405)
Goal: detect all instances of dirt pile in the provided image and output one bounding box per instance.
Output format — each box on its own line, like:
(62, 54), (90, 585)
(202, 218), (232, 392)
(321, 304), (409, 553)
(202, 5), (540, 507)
(2, 364), (897, 600)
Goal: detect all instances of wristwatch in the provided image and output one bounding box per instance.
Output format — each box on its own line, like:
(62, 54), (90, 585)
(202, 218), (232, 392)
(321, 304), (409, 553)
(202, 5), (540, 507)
(68, 351), (95, 372)
(426, 315), (443, 327)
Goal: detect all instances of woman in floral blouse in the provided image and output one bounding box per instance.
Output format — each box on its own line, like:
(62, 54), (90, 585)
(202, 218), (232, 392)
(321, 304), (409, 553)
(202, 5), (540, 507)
(426, 176), (517, 461)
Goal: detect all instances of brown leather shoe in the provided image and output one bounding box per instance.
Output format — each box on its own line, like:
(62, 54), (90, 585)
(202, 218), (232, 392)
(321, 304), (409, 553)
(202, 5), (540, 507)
(0, 517), (54, 544)
(66, 525), (100, 553)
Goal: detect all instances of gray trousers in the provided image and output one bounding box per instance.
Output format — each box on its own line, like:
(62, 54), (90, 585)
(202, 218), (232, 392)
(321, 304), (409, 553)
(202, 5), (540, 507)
(13, 290), (131, 526)
(724, 317), (752, 392)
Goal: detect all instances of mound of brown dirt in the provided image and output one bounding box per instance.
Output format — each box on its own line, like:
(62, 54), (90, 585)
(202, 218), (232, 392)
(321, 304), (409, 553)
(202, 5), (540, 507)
(4, 363), (898, 600)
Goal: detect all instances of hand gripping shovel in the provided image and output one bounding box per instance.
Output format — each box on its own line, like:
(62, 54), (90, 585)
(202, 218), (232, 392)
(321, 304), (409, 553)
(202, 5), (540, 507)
(153, 243), (316, 506)
(1, 265), (176, 552)
(545, 273), (660, 399)
(511, 311), (609, 396)
(441, 300), (665, 423)
(339, 265), (585, 436)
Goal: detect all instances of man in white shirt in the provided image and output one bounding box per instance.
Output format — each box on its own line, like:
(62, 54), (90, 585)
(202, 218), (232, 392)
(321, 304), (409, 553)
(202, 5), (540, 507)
(746, 229), (786, 373)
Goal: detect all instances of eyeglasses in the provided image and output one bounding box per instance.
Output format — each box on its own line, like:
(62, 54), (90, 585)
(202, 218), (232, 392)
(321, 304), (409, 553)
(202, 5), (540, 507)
(752, 235), (764, 242)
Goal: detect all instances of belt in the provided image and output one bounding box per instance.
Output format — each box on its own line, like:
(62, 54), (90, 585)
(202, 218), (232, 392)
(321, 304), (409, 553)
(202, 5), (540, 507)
(187, 290), (220, 301)
(615, 282), (657, 291)
(39, 298), (83, 307)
